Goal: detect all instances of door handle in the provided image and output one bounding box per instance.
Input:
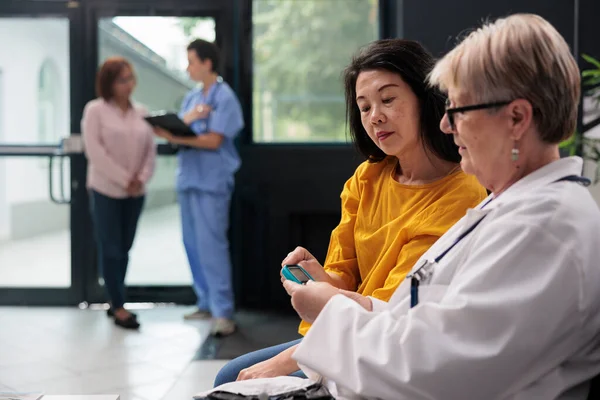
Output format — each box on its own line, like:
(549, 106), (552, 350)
(49, 154), (70, 205)
(48, 136), (82, 205)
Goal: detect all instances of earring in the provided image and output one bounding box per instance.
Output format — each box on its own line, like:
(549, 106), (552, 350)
(511, 146), (520, 162)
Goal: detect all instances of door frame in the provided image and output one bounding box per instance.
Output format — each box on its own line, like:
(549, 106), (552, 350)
(0, 0), (87, 306)
(80, 0), (239, 305)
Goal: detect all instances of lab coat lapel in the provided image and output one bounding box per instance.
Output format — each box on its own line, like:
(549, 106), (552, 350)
(405, 206), (493, 279)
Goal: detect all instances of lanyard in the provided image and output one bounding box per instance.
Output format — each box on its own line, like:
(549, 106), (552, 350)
(409, 174), (590, 308)
(204, 78), (223, 110)
(198, 80), (222, 132)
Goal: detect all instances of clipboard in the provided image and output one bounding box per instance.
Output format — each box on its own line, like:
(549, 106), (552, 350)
(144, 112), (197, 137)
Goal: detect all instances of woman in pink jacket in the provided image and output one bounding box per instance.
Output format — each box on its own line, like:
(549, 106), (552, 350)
(81, 57), (156, 329)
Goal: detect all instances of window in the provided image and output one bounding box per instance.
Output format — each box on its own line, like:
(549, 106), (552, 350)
(252, 0), (379, 143)
(0, 18), (71, 288)
(99, 16), (216, 113)
(97, 16), (217, 286)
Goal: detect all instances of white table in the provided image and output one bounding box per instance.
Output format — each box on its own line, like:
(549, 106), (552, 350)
(41, 396), (119, 400)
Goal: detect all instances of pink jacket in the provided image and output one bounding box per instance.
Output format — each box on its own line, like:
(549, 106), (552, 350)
(81, 99), (156, 198)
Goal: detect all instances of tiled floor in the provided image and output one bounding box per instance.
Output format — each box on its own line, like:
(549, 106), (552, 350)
(0, 306), (229, 400)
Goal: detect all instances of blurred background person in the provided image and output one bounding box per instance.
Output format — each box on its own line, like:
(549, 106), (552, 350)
(153, 39), (244, 336)
(82, 56), (156, 330)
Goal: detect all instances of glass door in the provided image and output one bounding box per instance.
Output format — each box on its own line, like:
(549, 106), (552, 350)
(84, 0), (237, 305)
(0, 1), (86, 305)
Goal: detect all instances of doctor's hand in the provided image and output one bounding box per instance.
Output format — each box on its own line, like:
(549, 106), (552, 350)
(283, 280), (341, 324)
(183, 104), (212, 124)
(280, 247), (332, 285)
(339, 289), (373, 312)
(153, 127), (174, 142)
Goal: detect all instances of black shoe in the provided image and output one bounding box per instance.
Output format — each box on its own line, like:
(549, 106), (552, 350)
(107, 308), (137, 319)
(114, 314), (140, 330)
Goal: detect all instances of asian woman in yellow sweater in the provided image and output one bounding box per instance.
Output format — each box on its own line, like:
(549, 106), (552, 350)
(214, 39), (487, 385)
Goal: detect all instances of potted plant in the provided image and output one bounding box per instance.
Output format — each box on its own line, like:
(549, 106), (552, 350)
(580, 54), (600, 202)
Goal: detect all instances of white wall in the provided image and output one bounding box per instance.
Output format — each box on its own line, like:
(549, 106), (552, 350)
(0, 18), (70, 208)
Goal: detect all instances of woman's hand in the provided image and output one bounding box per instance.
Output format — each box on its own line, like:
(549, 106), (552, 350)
(283, 281), (373, 323)
(283, 280), (341, 324)
(126, 178), (143, 197)
(280, 247), (332, 284)
(237, 349), (299, 381)
(183, 104), (212, 124)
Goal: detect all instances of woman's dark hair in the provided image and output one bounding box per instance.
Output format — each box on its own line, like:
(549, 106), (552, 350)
(187, 39), (220, 72)
(96, 57), (134, 101)
(344, 39), (459, 163)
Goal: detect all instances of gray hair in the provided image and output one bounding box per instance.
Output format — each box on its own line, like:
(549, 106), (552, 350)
(429, 13), (580, 143)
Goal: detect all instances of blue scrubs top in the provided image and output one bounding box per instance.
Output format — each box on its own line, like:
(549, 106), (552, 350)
(177, 80), (244, 194)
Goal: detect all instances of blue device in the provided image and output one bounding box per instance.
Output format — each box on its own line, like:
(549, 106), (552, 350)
(281, 264), (314, 284)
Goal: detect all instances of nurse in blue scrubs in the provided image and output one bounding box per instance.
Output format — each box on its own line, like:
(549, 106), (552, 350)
(154, 39), (244, 336)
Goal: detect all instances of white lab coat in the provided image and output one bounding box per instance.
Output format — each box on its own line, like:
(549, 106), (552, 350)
(294, 157), (600, 400)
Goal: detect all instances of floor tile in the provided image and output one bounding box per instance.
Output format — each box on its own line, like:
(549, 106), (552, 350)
(0, 306), (237, 400)
(50, 346), (147, 373)
(129, 377), (178, 400)
(113, 394), (147, 400)
(0, 382), (16, 392)
(0, 343), (51, 369)
(145, 354), (195, 374)
(161, 377), (211, 400)
(161, 361), (229, 399)
(0, 362), (78, 389)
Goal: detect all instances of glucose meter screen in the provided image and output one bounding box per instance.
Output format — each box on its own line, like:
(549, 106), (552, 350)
(289, 267), (309, 282)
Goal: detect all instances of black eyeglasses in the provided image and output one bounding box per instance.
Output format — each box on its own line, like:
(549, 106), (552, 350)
(445, 101), (512, 130)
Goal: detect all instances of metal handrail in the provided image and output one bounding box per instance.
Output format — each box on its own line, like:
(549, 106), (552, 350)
(48, 154), (70, 205)
(0, 137), (84, 205)
(0, 144), (60, 157)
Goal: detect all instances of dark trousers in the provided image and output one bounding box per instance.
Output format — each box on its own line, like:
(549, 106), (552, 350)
(89, 190), (145, 309)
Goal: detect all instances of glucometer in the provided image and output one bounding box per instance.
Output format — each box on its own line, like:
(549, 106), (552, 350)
(281, 264), (315, 284)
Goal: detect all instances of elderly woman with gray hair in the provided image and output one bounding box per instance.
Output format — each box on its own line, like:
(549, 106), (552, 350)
(198, 13), (600, 400)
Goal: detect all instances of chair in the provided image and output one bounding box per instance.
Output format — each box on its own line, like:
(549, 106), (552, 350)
(587, 374), (600, 400)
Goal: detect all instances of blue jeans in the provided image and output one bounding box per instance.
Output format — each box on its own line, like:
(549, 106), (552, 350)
(214, 339), (306, 387)
(89, 190), (144, 309)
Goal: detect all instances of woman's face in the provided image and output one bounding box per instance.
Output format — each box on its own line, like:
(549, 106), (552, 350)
(112, 66), (136, 101)
(440, 89), (514, 189)
(355, 69), (421, 159)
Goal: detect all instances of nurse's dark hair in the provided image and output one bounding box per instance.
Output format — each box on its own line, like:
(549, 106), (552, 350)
(187, 39), (220, 72)
(343, 39), (460, 163)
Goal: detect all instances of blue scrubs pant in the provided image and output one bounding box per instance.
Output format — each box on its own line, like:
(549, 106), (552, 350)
(178, 189), (234, 318)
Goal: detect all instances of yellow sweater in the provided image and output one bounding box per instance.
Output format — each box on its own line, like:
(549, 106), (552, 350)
(298, 157), (487, 335)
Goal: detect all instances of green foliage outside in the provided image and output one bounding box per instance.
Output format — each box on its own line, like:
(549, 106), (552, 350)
(182, 0), (379, 143)
(559, 54), (600, 163)
(579, 54), (600, 182)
